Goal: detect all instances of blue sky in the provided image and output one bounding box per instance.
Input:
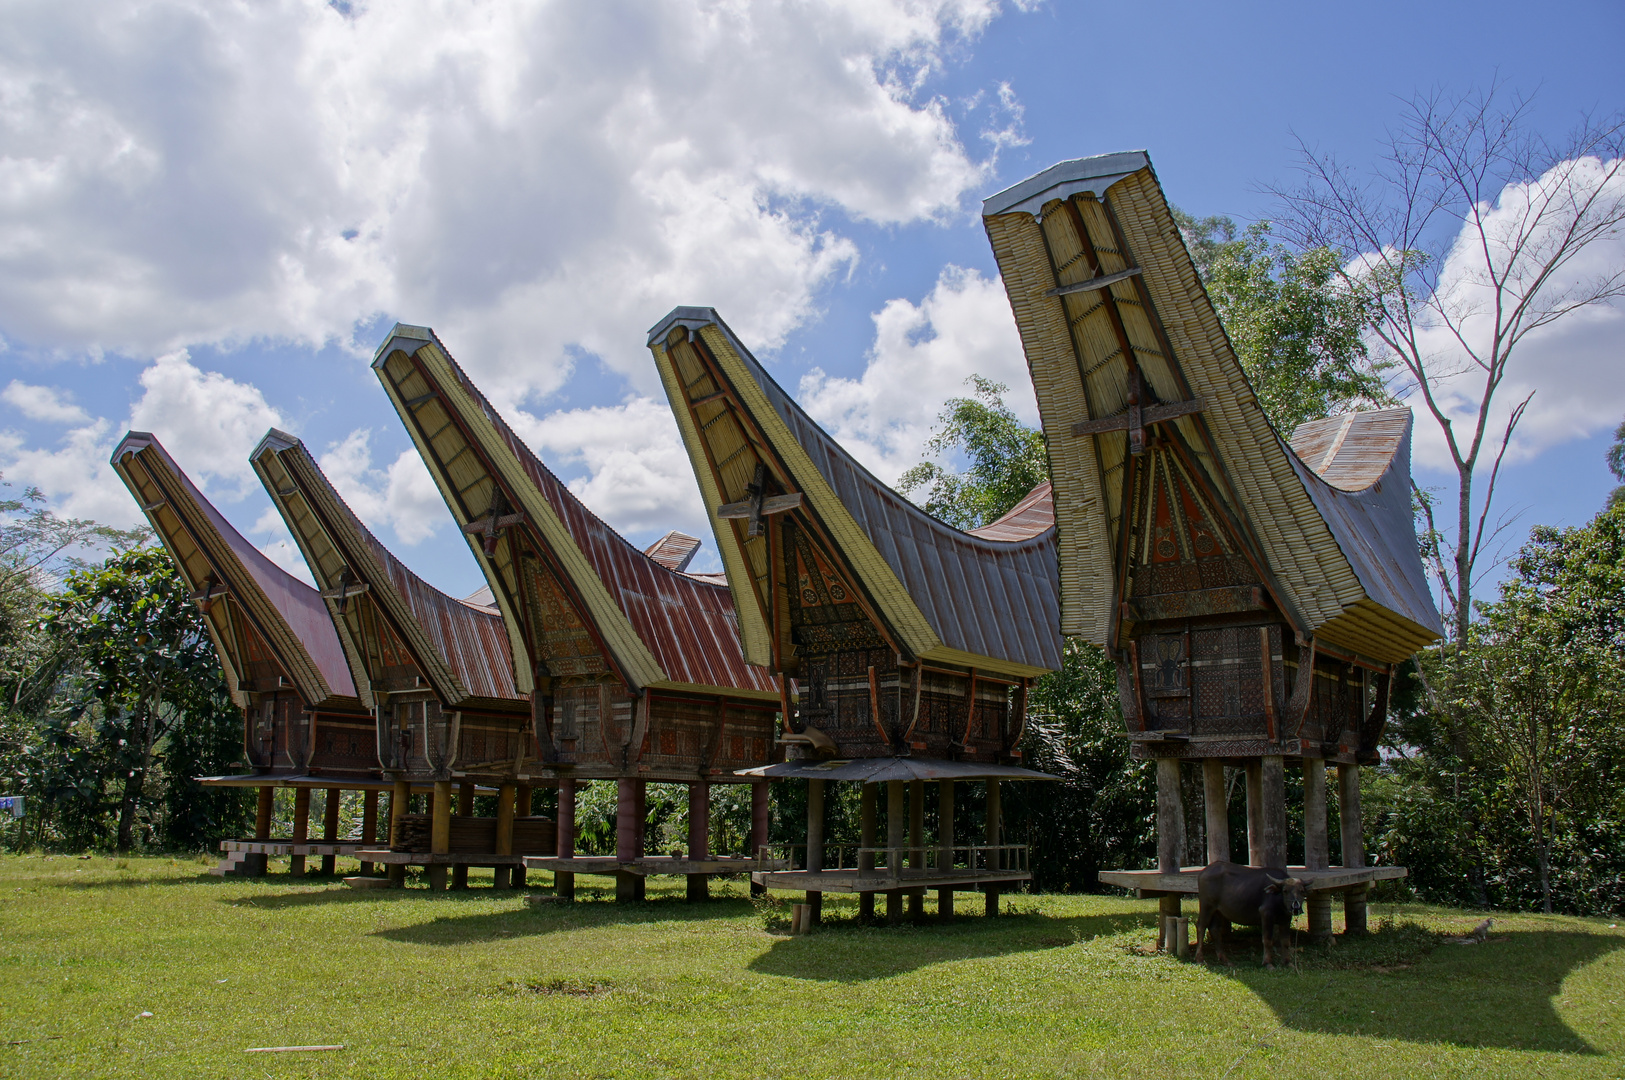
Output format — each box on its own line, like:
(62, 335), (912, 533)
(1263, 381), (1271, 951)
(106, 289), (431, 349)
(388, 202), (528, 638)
(1, 0), (1621, 601)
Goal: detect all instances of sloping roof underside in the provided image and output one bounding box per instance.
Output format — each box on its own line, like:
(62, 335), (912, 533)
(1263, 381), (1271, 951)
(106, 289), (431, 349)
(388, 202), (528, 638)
(647, 308), (1061, 677)
(253, 432), (519, 707)
(373, 327), (777, 699)
(110, 432), (356, 704)
(982, 152), (1441, 663)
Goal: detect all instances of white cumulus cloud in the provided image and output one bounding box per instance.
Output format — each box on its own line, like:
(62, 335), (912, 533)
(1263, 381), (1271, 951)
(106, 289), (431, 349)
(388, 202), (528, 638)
(2, 381), (90, 424)
(316, 429), (447, 546)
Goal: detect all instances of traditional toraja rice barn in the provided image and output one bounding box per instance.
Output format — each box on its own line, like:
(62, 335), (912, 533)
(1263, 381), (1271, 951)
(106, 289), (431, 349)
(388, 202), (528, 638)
(647, 307), (1062, 926)
(371, 324), (785, 901)
(111, 432), (386, 878)
(251, 430), (555, 891)
(980, 151), (1444, 942)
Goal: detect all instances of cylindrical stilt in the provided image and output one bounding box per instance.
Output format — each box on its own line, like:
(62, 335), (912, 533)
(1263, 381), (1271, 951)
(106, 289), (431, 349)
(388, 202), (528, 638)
(290, 787), (311, 876)
(886, 779), (905, 925)
(937, 779), (955, 922)
(1202, 759), (1229, 865)
(1157, 894), (1181, 951)
(556, 778), (576, 901)
(321, 788), (341, 875)
(1303, 757), (1331, 939)
(245, 787), (273, 876)
(513, 784), (531, 889)
(1260, 755), (1287, 869)
(360, 789), (378, 876)
(908, 781), (924, 921)
(616, 778), (645, 902)
(1156, 758), (1185, 875)
(687, 781), (710, 901)
(452, 782), (475, 889)
(984, 779), (1001, 917)
(494, 782), (516, 890)
(388, 779), (409, 887)
(1339, 763), (1368, 934)
(429, 780), (452, 892)
(1175, 916), (1191, 959)
(1245, 759), (1265, 866)
(805, 779), (825, 926)
(858, 783), (876, 923)
(749, 781), (769, 897)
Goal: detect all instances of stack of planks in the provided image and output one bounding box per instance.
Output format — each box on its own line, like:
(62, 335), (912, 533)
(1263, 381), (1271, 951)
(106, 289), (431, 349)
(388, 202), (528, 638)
(389, 815), (556, 855)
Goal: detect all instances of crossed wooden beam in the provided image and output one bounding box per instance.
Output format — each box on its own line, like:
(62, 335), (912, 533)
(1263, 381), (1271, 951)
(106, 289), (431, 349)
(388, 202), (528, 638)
(716, 463), (802, 538)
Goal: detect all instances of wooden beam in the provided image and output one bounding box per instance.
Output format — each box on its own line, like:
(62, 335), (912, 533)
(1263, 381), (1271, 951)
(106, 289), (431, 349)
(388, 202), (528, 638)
(1071, 396), (1206, 437)
(716, 492), (803, 519)
(1045, 265), (1142, 297)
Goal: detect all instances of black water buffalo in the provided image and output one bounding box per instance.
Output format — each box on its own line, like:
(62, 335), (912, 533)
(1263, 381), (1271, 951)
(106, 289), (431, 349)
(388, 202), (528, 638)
(1194, 861), (1307, 967)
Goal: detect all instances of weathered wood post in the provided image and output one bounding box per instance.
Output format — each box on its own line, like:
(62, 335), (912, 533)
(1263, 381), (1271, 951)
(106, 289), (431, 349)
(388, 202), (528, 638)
(886, 779), (905, 925)
(748, 781), (768, 898)
(908, 780), (925, 922)
(429, 779), (452, 891)
(1260, 755), (1287, 868)
(1338, 763), (1368, 934)
(555, 779), (575, 901)
(1303, 757), (1331, 939)
(616, 778), (645, 902)
(321, 788), (341, 875)
(1202, 760), (1229, 864)
(514, 784), (531, 888)
(452, 782), (476, 889)
(985, 779), (1002, 917)
(290, 787), (311, 877)
(858, 783), (876, 923)
(359, 790), (378, 877)
(687, 781), (710, 901)
(388, 778), (409, 886)
(494, 782), (516, 889)
(1245, 759), (1264, 866)
(246, 786), (273, 876)
(937, 780), (955, 922)
(805, 779), (826, 926)
(1155, 758), (1185, 947)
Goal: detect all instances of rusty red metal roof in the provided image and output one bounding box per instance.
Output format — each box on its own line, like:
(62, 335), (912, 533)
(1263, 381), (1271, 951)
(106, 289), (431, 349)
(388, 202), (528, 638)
(643, 531), (703, 573)
(968, 481), (1055, 542)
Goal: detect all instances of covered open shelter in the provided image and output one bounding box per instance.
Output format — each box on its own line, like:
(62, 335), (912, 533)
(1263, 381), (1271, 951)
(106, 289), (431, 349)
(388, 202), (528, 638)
(981, 151), (1442, 941)
(648, 307), (1062, 926)
(371, 324), (785, 901)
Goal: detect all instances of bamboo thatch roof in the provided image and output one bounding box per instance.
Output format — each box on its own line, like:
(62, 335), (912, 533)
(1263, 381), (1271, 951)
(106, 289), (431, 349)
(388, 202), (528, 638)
(982, 152), (1442, 664)
(110, 432), (359, 711)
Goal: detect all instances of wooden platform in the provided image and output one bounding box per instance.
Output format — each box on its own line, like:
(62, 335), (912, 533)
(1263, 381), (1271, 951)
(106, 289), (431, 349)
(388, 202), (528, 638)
(523, 855), (789, 877)
(1098, 865), (1406, 898)
(753, 867), (1031, 894)
(354, 849), (527, 867)
(220, 840), (373, 856)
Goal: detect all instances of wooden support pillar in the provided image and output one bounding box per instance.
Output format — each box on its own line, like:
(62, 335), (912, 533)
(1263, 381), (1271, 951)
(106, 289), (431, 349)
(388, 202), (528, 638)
(493, 783), (516, 890)
(748, 781), (768, 898)
(908, 781), (925, 921)
(1339, 763), (1368, 934)
(555, 778), (576, 901)
(359, 790), (378, 876)
(1202, 759), (1229, 865)
(886, 779), (905, 926)
(428, 780), (452, 892)
(937, 780), (955, 921)
(320, 788), (341, 875)
(687, 781), (710, 902)
(1245, 759), (1264, 867)
(1155, 758), (1185, 874)
(615, 778), (646, 902)
(804, 779), (825, 926)
(245, 787), (273, 876)
(1303, 757), (1332, 939)
(290, 787), (311, 877)
(984, 779), (1001, 917)
(452, 782), (475, 889)
(388, 779), (409, 887)
(513, 784), (531, 889)
(858, 783), (877, 923)
(1260, 755), (1287, 869)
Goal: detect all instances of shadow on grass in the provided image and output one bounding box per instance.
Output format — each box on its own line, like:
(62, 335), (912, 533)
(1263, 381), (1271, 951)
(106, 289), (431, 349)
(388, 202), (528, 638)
(746, 910), (1146, 982)
(371, 894), (765, 944)
(1225, 927), (1622, 1054)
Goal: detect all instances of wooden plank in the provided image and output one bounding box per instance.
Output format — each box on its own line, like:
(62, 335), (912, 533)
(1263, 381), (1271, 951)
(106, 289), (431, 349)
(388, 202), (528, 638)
(1045, 266), (1142, 297)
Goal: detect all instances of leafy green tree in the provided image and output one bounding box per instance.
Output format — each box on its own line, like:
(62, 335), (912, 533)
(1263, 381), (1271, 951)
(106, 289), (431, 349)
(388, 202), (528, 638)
(897, 376), (1049, 530)
(1174, 211), (1391, 434)
(1607, 419), (1624, 509)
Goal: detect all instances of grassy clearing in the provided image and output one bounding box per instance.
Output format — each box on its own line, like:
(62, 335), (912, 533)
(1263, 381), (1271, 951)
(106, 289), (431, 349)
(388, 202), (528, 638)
(0, 855), (1620, 1079)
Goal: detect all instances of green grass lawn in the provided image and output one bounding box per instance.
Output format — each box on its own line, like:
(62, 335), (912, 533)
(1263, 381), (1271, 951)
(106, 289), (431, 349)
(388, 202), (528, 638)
(0, 855), (1621, 1079)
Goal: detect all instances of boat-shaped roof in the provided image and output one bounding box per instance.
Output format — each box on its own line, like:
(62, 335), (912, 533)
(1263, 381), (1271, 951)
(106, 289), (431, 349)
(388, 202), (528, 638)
(647, 307), (1062, 678)
(981, 151), (1442, 663)
(251, 429), (521, 712)
(110, 432), (357, 708)
(371, 324), (778, 699)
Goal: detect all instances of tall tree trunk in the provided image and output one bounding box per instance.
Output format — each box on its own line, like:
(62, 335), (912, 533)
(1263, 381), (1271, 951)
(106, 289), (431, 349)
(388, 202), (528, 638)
(116, 768), (143, 853)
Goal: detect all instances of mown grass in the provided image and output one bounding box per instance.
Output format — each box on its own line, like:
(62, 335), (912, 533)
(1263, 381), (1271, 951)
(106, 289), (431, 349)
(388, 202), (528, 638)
(0, 854), (1621, 1078)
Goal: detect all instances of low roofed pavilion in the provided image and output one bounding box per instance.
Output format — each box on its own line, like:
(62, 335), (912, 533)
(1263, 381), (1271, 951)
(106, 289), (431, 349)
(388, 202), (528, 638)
(252, 430), (549, 891)
(647, 306), (1061, 926)
(111, 432), (381, 878)
(371, 324), (784, 901)
(981, 151), (1443, 943)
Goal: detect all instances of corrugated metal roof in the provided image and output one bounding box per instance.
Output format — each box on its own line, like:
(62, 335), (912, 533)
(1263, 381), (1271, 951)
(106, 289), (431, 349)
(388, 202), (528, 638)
(462, 585), (497, 611)
(644, 531), (702, 573)
(252, 431), (521, 707)
(968, 481), (1054, 542)
(371, 327), (778, 699)
(110, 432), (357, 704)
(647, 308), (1062, 676)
